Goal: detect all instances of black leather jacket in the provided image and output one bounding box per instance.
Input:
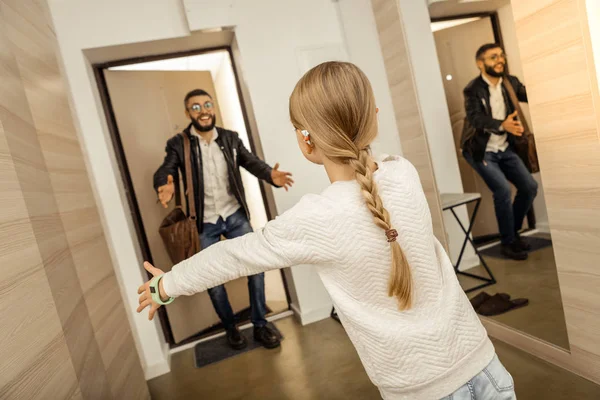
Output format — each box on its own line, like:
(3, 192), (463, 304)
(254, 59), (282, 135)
(153, 124), (276, 232)
(462, 75), (528, 162)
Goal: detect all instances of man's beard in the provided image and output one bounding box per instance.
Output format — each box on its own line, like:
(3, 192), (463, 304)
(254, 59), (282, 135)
(191, 114), (216, 132)
(485, 63), (505, 78)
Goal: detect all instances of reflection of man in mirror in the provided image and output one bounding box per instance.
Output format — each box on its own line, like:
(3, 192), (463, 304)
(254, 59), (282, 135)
(154, 89), (293, 350)
(461, 44), (538, 261)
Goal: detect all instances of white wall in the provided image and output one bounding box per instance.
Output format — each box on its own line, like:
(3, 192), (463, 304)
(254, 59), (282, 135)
(402, 0), (479, 269)
(497, 4), (550, 232)
(213, 53), (289, 307)
(213, 54), (269, 230)
(48, 0), (403, 378)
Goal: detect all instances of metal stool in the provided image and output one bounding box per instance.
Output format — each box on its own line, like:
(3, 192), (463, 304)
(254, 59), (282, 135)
(441, 193), (496, 293)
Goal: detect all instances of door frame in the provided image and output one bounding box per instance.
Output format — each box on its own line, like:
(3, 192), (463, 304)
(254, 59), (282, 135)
(92, 46), (293, 346)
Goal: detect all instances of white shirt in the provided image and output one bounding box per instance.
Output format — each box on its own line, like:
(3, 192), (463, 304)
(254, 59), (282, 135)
(482, 75), (509, 153)
(191, 127), (240, 224)
(163, 155), (494, 400)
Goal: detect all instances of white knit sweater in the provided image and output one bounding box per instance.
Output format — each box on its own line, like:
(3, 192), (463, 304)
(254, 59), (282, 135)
(162, 156), (495, 399)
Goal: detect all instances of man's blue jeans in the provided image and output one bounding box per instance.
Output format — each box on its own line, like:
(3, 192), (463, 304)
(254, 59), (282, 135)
(200, 208), (267, 329)
(463, 148), (538, 245)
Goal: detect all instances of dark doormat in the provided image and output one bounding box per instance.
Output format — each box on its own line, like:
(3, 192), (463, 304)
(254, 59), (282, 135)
(194, 322), (283, 369)
(479, 236), (552, 259)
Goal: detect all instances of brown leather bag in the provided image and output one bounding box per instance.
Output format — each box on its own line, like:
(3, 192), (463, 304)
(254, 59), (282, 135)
(503, 79), (540, 173)
(159, 133), (201, 264)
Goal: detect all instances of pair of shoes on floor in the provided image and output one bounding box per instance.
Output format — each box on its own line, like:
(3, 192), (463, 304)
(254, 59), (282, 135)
(501, 237), (531, 261)
(470, 291), (529, 316)
(226, 325), (281, 350)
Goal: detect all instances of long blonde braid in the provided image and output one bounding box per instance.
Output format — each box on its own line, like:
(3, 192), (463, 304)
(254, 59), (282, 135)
(290, 61), (413, 310)
(349, 149), (413, 310)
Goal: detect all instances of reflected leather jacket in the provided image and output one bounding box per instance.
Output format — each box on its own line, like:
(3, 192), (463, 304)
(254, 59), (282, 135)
(153, 124), (276, 232)
(462, 74), (528, 162)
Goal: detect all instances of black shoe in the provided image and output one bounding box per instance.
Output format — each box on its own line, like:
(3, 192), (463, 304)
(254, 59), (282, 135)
(254, 325), (281, 349)
(515, 236), (532, 252)
(501, 242), (528, 261)
(226, 327), (247, 350)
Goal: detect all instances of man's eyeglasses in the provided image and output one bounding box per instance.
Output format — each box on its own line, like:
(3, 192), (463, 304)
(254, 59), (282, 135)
(188, 101), (214, 113)
(483, 53), (507, 62)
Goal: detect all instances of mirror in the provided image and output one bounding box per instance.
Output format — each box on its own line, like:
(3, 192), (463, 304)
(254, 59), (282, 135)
(428, 1), (570, 350)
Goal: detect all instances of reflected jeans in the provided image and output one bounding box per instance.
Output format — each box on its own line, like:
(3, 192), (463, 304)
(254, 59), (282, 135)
(200, 208), (267, 329)
(463, 148), (538, 245)
(442, 355), (516, 399)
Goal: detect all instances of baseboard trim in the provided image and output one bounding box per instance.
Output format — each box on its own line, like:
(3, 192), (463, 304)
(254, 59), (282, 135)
(536, 222), (551, 234)
(144, 356), (171, 380)
(290, 303), (302, 323)
(291, 303), (332, 326)
(481, 318), (599, 385)
(476, 229), (541, 252)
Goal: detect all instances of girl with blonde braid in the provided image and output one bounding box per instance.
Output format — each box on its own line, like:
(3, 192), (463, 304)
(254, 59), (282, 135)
(137, 61), (515, 400)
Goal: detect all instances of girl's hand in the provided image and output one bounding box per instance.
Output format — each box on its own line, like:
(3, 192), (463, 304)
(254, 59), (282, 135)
(137, 262), (166, 321)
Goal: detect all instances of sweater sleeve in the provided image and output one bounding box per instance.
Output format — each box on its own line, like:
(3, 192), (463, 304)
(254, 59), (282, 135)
(161, 194), (335, 298)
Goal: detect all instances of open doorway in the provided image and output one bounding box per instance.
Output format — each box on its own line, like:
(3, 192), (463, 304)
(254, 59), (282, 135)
(94, 48), (290, 346)
(428, 2), (570, 350)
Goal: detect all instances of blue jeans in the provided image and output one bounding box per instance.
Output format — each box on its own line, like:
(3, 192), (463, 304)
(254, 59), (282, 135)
(463, 148), (538, 245)
(200, 208), (267, 329)
(442, 355), (516, 399)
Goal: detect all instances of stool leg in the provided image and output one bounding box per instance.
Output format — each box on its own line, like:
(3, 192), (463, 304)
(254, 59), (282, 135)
(451, 199), (497, 292)
(450, 199), (480, 271)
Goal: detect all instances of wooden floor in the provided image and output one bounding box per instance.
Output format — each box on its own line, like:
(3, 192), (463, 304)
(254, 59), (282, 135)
(459, 242), (570, 349)
(149, 317), (600, 400)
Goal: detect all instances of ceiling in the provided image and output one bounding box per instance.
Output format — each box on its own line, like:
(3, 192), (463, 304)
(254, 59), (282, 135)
(429, 0), (510, 20)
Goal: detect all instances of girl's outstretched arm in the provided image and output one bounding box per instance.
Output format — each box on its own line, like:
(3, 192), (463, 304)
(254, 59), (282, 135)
(162, 218), (292, 297)
(137, 195), (335, 319)
(161, 194), (334, 298)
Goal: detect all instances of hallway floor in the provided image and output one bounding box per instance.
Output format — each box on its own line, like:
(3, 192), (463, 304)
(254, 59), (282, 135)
(149, 317), (600, 400)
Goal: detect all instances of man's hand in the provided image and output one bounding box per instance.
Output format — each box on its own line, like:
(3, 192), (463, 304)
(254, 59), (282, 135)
(158, 175), (175, 208)
(501, 111), (524, 136)
(271, 163), (294, 191)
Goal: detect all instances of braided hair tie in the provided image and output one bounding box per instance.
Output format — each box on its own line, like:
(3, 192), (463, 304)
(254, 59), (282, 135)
(386, 229), (398, 243)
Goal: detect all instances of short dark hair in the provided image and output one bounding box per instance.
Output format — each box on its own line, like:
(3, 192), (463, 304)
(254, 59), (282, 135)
(184, 89), (212, 107)
(475, 43), (502, 60)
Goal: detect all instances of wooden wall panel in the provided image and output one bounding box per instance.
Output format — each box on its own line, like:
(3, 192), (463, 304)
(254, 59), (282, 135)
(4, 2), (147, 396)
(0, 118), (81, 399)
(0, 3), (112, 398)
(370, 0), (448, 245)
(0, 0), (149, 398)
(510, 0), (600, 383)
